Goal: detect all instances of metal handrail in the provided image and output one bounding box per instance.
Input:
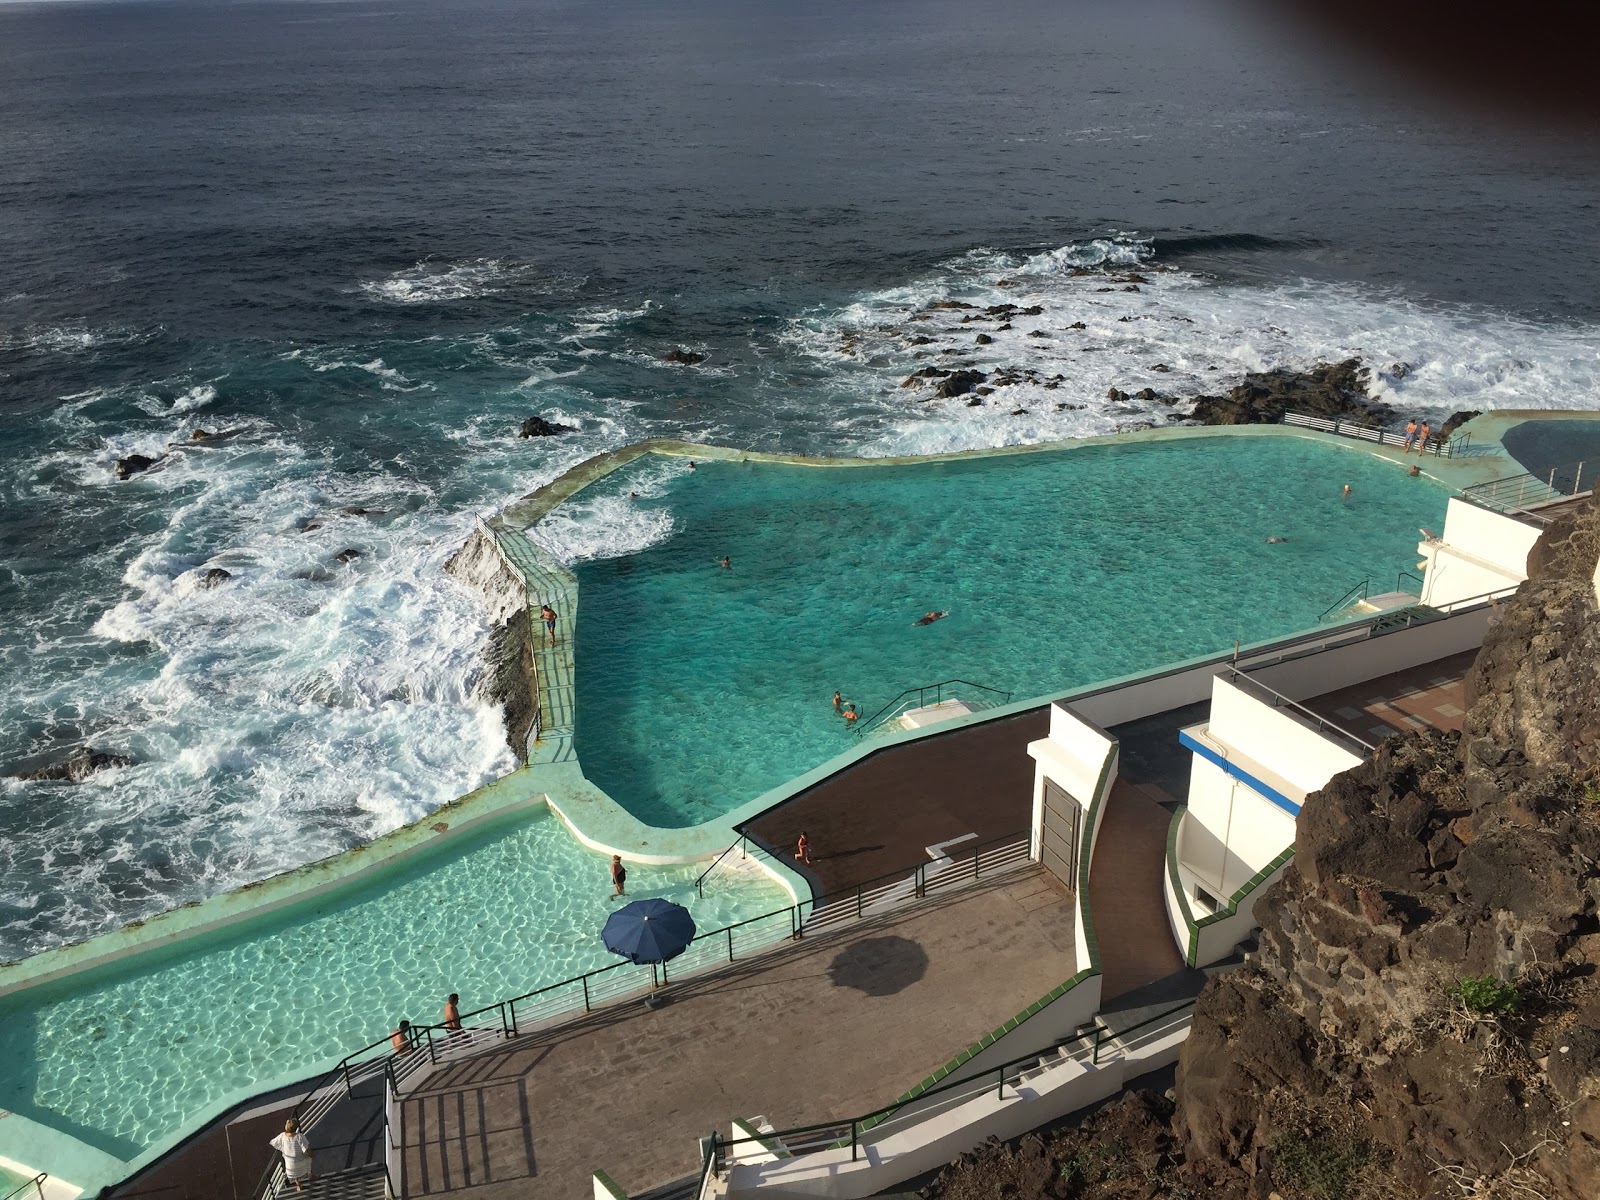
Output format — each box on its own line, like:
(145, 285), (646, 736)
(1319, 578), (1369, 621)
(1395, 569), (1422, 594)
(1461, 459), (1590, 514)
(1280, 412), (1454, 456)
(257, 827), (1032, 1199)
(1222, 668), (1376, 754)
(0, 1175), (46, 1200)
(853, 678), (1013, 736)
(711, 998), (1198, 1166)
(694, 834), (748, 898)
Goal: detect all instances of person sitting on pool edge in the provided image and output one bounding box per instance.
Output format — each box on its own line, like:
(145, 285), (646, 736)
(914, 610), (947, 626)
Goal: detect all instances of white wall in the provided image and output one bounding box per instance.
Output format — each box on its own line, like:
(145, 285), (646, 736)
(1418, 498), (1538, 609)
(1180, 758), (1296, 896)
(1207, 679), (1364, 798)
(1191, 856), (1291, 967)
(1028, 704), (1112, 863)
(1248, 605), (1492, 702)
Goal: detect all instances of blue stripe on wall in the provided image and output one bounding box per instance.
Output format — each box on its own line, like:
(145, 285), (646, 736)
(1178, 729), (1301, 817)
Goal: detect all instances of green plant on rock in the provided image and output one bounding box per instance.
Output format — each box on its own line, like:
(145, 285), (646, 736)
(1582, 779), (1600, 807)
(1451, 973), (1523, 1016)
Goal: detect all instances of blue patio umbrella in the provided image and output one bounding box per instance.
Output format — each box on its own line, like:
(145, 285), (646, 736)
(602, 897), (698, 965)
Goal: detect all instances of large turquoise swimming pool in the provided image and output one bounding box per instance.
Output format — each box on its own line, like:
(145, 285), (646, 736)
(0, 806), (788, 1159)
(572, 435), (1447, 826)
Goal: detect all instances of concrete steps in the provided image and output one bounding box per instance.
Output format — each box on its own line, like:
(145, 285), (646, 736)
(273, 1164), (387, 1200)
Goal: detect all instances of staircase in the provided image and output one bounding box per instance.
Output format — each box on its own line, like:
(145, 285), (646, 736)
(271, 1164), (388, 1200)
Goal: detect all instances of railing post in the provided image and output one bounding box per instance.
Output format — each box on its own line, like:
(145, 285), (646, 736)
(342, 1059), (352, 1095)
(916, 863), (924, 898)
(425, 1027), (437, 1064)
(508, 997), (518, 1037)
(1578, 463), (1586, 495)
(851, 1121), (859, 1162)
(997, 1065), (1005, 1098)
(728, 925), (735, 962)
(1092, 1028), (1102, 1065)
(499, 1001), (510, 1038)
(582, 975), (591, 1013)
(973, 844), (980, 879)
(857, 884), (863, 918)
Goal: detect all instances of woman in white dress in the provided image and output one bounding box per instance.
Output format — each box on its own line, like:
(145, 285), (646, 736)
(269, 1117), (313, 1192)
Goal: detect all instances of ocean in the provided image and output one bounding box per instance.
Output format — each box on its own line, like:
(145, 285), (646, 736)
(1, 0), (1597, 962)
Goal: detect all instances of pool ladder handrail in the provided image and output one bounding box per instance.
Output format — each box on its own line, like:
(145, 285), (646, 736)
(694, 833), (748, 897)
(0, 1175), (47, 1200)
(853, 678), (1014, 736)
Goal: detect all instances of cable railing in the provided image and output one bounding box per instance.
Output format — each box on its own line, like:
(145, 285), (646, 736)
(706, 999), (1197, 1176)
(1280, 411), (1459, 457)
(1461, 459), (1592, 515)
(853, 679), (1014, 736)
(1221, 667), (1376, 755)
(0, 1175), (46, 1200)
(251, 829), (1033, 1200)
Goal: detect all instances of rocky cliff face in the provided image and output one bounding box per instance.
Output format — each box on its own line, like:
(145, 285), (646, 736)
(444, 525), (538, 762)
(1177, 494), (1600, 1199)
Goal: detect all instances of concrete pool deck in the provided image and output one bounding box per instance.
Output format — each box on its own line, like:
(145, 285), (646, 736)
(395, 867), (1076, 1199)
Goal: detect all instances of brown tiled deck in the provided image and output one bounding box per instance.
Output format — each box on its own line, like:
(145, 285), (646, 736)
(743, 709), (1047, 898)
(397, 870), (1075, 1198)
(1301, 650), (1476, 745)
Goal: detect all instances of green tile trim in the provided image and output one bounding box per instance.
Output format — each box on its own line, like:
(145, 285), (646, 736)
(592, 1169), (630, 1200)
(1194, 845), (1296, 931)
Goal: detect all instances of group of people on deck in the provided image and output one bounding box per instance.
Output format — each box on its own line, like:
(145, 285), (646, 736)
(1402, 418), (1433, 453)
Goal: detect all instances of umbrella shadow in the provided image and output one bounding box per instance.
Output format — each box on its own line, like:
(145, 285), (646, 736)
(826, 936), (929, 997)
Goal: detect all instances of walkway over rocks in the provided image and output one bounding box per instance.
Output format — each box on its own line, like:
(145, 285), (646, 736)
(396, 868), (1074, 1198)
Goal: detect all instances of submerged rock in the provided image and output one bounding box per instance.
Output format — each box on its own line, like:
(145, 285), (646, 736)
(114, 454), (159, 480)
(197, 567), (232, 588)
(661, 349), (706, 365)
(15, 747), (135, 782)
(334, 548), (362, 563)
(519, 415), (575, 438)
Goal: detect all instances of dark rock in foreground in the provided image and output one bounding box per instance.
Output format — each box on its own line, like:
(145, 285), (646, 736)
(114, 454), (159, 480)
(1440, 408), (1481, 440)
(933, 369), (987, 399)
(15, 747), (135, 782)
(519, 415), (576, 438)
(197, 567), (232, 588)
(661, 349), (706, 365)
(1188, 358), (1393, 427)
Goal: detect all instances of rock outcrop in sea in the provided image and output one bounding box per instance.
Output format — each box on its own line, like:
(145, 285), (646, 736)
(928, 496), (1600, 1200)
(443, 525), (538, 762)
(1187, 358), (1394, 427)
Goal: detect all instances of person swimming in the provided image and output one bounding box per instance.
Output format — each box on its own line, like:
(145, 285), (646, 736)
(914, 611), (948, 626)
(1266, 536), (1291, 544)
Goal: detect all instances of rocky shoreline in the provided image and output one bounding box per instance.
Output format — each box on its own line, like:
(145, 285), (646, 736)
(925, 497), (1600, 1198)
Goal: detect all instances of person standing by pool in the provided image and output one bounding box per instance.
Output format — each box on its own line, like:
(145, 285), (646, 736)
(270, 1118), (313, 1193)
(1403, 418), (1418, 451)
(1417, 421), (1431, 454)
(539, 603), (558, 646)
(795, 832), (811, 865)
(390, 1020), (412, 1055)
(611, 854), (627, 896)
(444, 993), (462, 1035)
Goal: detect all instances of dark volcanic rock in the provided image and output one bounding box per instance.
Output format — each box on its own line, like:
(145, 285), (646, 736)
(16, 747), (134, 782)
(334, 548), (362, 563)
(933, 369), (987, 399)
(661, 349), (706, 365)
(1440, 409), (1481, 441)
(114, 454), (158, 480)
(519, 415), (576, 438)
(1170, 492), (1600, 1200)
(197, 568), (232, 588)
(1189, 358), (1393, 427)
(974, 333), (993, 345)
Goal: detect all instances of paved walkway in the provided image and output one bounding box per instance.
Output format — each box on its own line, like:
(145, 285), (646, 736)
(743, 709), (1047, 896)
(397, 869), (1074, 1198)
(1087, 782), (1184, 1001)
(1304, 649), (1476, 744)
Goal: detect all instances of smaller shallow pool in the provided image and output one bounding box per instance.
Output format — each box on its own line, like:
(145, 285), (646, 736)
(0, 806), (790, 1160)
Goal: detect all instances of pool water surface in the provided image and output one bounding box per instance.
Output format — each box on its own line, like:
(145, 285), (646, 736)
(572, 435), (1447, 826)
(0, 807), (789, 1158)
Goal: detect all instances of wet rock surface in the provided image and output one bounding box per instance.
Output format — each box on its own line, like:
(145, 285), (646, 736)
(14, 747), (135, 782)
(519, 415), (576, 438)
(924, 497), (1600, 1200)
(114, 453), (159, 479)
(1187, 358), (1394, 427)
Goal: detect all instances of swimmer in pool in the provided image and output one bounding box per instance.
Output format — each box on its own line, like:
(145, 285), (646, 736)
(719, 556), (731, 570)
(914, 611), (948, 626)
(1266, 536), (1291, 544)
(832, 691), (843, 711)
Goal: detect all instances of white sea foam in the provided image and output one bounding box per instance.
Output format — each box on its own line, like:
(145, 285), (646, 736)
(781, 236), (1600, 458)
(359, 258), (528, 304)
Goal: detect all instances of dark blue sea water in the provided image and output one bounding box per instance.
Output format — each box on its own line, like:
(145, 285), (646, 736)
(2, 0), (1598, 960)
